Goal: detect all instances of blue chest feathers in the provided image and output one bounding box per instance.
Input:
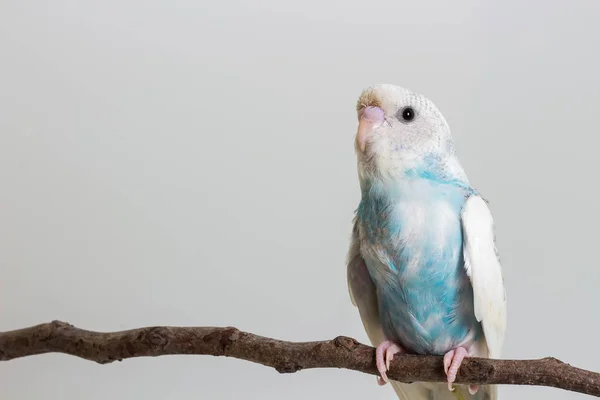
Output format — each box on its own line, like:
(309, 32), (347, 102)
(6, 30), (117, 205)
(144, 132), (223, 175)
(356, 176), (481, 355)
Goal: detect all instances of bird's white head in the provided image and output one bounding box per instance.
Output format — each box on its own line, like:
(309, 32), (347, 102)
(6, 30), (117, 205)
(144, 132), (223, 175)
(354, 84), (465, 185)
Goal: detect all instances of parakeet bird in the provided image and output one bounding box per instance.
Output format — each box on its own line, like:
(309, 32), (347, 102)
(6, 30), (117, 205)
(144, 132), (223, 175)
(347, 84), (507, 400)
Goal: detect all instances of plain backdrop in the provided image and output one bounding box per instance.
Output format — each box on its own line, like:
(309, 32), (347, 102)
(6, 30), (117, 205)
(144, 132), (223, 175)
(1, 1), (599, 399)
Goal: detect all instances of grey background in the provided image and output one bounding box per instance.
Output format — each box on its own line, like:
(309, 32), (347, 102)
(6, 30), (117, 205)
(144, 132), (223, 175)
(1, 1), (598, 399)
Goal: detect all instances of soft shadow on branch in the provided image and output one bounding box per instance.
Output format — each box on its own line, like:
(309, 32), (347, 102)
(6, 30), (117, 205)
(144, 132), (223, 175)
(1, 321), (599, 397)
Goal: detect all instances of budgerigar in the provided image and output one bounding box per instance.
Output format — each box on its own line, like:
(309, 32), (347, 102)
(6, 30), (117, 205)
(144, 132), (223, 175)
(346, 84), (507, 400)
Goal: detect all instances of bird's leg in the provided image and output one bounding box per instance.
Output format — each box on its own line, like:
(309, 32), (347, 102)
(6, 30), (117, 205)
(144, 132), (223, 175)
(443, 347), (479, 394)
(375, 340), (404, 386)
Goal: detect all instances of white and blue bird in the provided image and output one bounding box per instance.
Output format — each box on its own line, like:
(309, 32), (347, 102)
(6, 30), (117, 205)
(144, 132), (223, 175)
(347, 84), (507, 400)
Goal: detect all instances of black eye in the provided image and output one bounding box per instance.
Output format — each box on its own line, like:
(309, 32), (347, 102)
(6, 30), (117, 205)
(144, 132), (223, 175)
(399, 107), (415, 122)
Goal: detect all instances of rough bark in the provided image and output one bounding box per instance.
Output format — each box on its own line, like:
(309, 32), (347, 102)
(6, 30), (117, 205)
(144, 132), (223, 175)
(1, 321), (599, 397)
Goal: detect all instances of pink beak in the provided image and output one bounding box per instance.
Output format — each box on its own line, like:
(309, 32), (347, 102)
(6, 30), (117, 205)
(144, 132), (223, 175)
(357, 106), (385, 152)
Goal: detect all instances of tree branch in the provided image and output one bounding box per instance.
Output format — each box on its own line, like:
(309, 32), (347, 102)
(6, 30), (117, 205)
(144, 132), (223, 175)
(1, 321), (598, 397)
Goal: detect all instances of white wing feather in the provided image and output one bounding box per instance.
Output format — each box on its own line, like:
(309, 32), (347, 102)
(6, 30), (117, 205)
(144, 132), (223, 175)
(461, 195), (507, 359)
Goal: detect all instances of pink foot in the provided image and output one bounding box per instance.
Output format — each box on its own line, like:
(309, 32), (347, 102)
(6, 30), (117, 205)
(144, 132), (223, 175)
(443, 347), (479, 394)
(375, 340), (403, 386)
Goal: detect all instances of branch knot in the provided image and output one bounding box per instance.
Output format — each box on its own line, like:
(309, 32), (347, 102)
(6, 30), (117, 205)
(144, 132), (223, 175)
(334, 336), (359, 351)
(275, 362), (302, 374)
(219, 327), (240, 353)
(141, 327), (171, 348)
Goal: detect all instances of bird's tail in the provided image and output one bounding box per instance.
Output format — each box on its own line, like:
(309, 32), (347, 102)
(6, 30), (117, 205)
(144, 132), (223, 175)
(391, 382), (497, 400)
